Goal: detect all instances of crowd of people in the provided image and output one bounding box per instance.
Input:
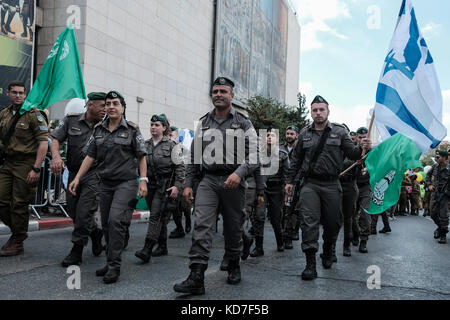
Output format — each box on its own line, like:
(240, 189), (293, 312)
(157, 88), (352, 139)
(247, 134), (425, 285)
(0, 78), (448, 293)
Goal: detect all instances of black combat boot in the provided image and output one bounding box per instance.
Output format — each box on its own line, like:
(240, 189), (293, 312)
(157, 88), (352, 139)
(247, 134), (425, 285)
(135, 238), (156, 263)
(275, 231), (284, 252)
(169, 228), (185, 239)
(61, 244), (83, 267)
(152, 238), (168, 257)
(292, 223), (300, 241)
(250, 236), (264, 257)
(90, 228), (104, 257)
(96, 265), (109, 277)
(352, 231), (360, 246)
(284, 236), (293, 250)
(343, 239), (351, 257)
(320, 243), (337, 262)
(321, 242), (334, 269)
(173, 263), (206, 295)
(241, 232), (254, 260)
(103, 267), (120, 284)
(438, 229), (447, 244)
(359, 240), (368, 253)
(301, 249), (317, 280)
(227, 259), (241, 285)
(220, 256), (229, 271)
(379, 226), (392, 233)
(434, 228), (440, 239)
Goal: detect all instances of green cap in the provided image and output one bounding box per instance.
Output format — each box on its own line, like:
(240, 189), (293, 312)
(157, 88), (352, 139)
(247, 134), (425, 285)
(357, 127), (368, 135)
(286, 125), (299, 133)
(87, 92), (107, 101)
(350, 131), (357, 136)
(311, 95), (329, 105)
(212, 77), (235, 89)
(106, 90), (124, 101)
(170, 126), (178, 131)
(436, 150), (448, 157)
(151, 114), (168, 125)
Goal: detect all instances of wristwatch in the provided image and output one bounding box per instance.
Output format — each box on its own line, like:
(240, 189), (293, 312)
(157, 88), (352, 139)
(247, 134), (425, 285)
(140, 177), (149, 183)
(31, 166), (41, 173)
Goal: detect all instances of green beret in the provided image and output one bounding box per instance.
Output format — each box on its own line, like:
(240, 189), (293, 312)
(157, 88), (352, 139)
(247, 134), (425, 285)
(170, 126), (178, 131)
(311, 95), (329, 105)
(436, 150), (448, 157)
(212, 77), (235, 88)
(286, 125), (299, 133)
(357, 127), (368, 135)
(106, 90), (124, 101)
(151, 114), (168, 125)
(350, 131), (357, 136)
(87, 92), (107, 101)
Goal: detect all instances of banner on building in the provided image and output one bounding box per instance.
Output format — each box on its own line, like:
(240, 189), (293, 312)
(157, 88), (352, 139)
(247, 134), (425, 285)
(0, 0), (35, 108)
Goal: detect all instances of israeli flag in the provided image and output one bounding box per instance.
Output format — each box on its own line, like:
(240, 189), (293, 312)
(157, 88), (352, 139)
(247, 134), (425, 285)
(374, 0), (446, 153)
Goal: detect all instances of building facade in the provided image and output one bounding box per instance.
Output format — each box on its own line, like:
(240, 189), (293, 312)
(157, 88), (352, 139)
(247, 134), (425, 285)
(36, 0), (300, 137)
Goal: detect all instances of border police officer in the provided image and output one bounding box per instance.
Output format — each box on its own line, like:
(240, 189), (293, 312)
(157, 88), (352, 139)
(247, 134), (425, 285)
(69, 91), (148, 284)
(0, 81), (48, 256)
(50, 92), (106, 267)
(173, 77), (258, 295)
(135, 114), (185, 262)
(285, 95), (371, 280)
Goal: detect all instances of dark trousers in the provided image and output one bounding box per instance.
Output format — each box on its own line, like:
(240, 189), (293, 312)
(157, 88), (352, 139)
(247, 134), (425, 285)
(298, 178), (343, 252)
(99, 179), (138, 269)
(252, 183), (284, 239)
(354, 184), (372, 241)
(67, 171), (99, 246)
(0, 157), (36, 236)
(341, 181), (358, 242)
(371, 211), (390, 229)
(430, 193), (449, 233)
(189, 174), (245, 266)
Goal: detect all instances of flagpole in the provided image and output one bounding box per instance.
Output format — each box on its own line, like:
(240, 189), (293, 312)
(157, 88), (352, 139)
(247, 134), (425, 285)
(339, 111), (375, 177)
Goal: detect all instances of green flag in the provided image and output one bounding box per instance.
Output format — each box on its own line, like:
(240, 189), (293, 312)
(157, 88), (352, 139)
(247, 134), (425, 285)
(20, 25), (86, 114)
(365, 133), (422, 215)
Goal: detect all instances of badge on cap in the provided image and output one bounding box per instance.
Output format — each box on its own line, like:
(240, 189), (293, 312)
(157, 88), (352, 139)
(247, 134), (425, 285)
(111, 92), (118, 98)
(219, 78), (226, 85)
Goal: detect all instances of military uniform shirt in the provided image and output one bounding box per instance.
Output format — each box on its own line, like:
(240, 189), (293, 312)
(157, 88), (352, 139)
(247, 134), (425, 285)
(286, 122), (363, 184)
(426, 163), (450, 194)
(146, 136), (185, 189)
(86, 117), (147, 183)
(186, 107), (258, 187)
(51, 113), (97, 173)
(261, 147), (290, 185)
(0, 105), (49, 157)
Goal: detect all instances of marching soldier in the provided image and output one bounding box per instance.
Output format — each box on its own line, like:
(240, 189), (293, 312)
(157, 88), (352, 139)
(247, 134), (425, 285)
(281, 125), (300, 249)
(0, 0), (19, 35)
(0, 81), (48, 256)
(69, 91), (148, 284)
(250, 130), (289, 254)
(285, 95), (371, 281)
(135, 114), (185, 263)
(426, 150), (449, 244)
(173, 77), (258, 295)
(50, 92), (106, 267)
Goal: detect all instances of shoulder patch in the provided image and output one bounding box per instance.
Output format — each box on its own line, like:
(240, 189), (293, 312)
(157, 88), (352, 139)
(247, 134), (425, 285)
(236, 111), (249, 119)
(127, 120), (138, 129)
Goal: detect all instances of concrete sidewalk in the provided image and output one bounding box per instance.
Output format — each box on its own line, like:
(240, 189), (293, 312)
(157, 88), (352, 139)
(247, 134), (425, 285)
(0, 211), (150, 235)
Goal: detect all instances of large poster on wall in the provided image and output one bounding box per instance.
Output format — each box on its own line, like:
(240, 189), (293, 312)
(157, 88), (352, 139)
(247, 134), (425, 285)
(215, 0), (288, 105)
(0, 0), (35, 108)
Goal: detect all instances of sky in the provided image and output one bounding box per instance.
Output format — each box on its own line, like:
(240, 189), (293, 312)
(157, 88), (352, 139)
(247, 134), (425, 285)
(291, 0), (450, 138)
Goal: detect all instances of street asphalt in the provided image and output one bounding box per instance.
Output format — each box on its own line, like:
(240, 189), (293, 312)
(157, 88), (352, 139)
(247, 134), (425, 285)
(0, 211), (449, 300)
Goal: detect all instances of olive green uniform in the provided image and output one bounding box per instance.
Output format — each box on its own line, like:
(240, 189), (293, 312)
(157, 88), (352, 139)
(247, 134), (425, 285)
(186, 107), (258, 266)
(0, 105), (48, 236)
(426, 163), (449, 234)
(51, 113), (100, 247)
(86, 117), (147, 270)
(144, 136), (185, 243)
(286, 122), (363, 253)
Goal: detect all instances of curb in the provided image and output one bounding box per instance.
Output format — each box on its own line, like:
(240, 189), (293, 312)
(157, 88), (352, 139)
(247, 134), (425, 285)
(0, 211), (150, 236)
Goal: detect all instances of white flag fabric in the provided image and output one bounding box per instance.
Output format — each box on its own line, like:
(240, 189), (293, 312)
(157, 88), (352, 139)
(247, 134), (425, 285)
(374, 0), (446, 153)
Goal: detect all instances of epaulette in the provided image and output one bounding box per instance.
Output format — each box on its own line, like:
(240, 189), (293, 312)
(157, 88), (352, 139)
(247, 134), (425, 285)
(332, 123), (347, 129)
(126, 120), (138, 128)
(236, 111), (249, 119)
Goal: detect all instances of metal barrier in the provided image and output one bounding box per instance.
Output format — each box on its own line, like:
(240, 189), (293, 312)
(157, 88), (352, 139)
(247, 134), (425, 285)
(30, 156), (70, 220)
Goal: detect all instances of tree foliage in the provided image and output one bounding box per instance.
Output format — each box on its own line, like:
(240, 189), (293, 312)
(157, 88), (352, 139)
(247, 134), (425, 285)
(246, 92), (310, 142)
